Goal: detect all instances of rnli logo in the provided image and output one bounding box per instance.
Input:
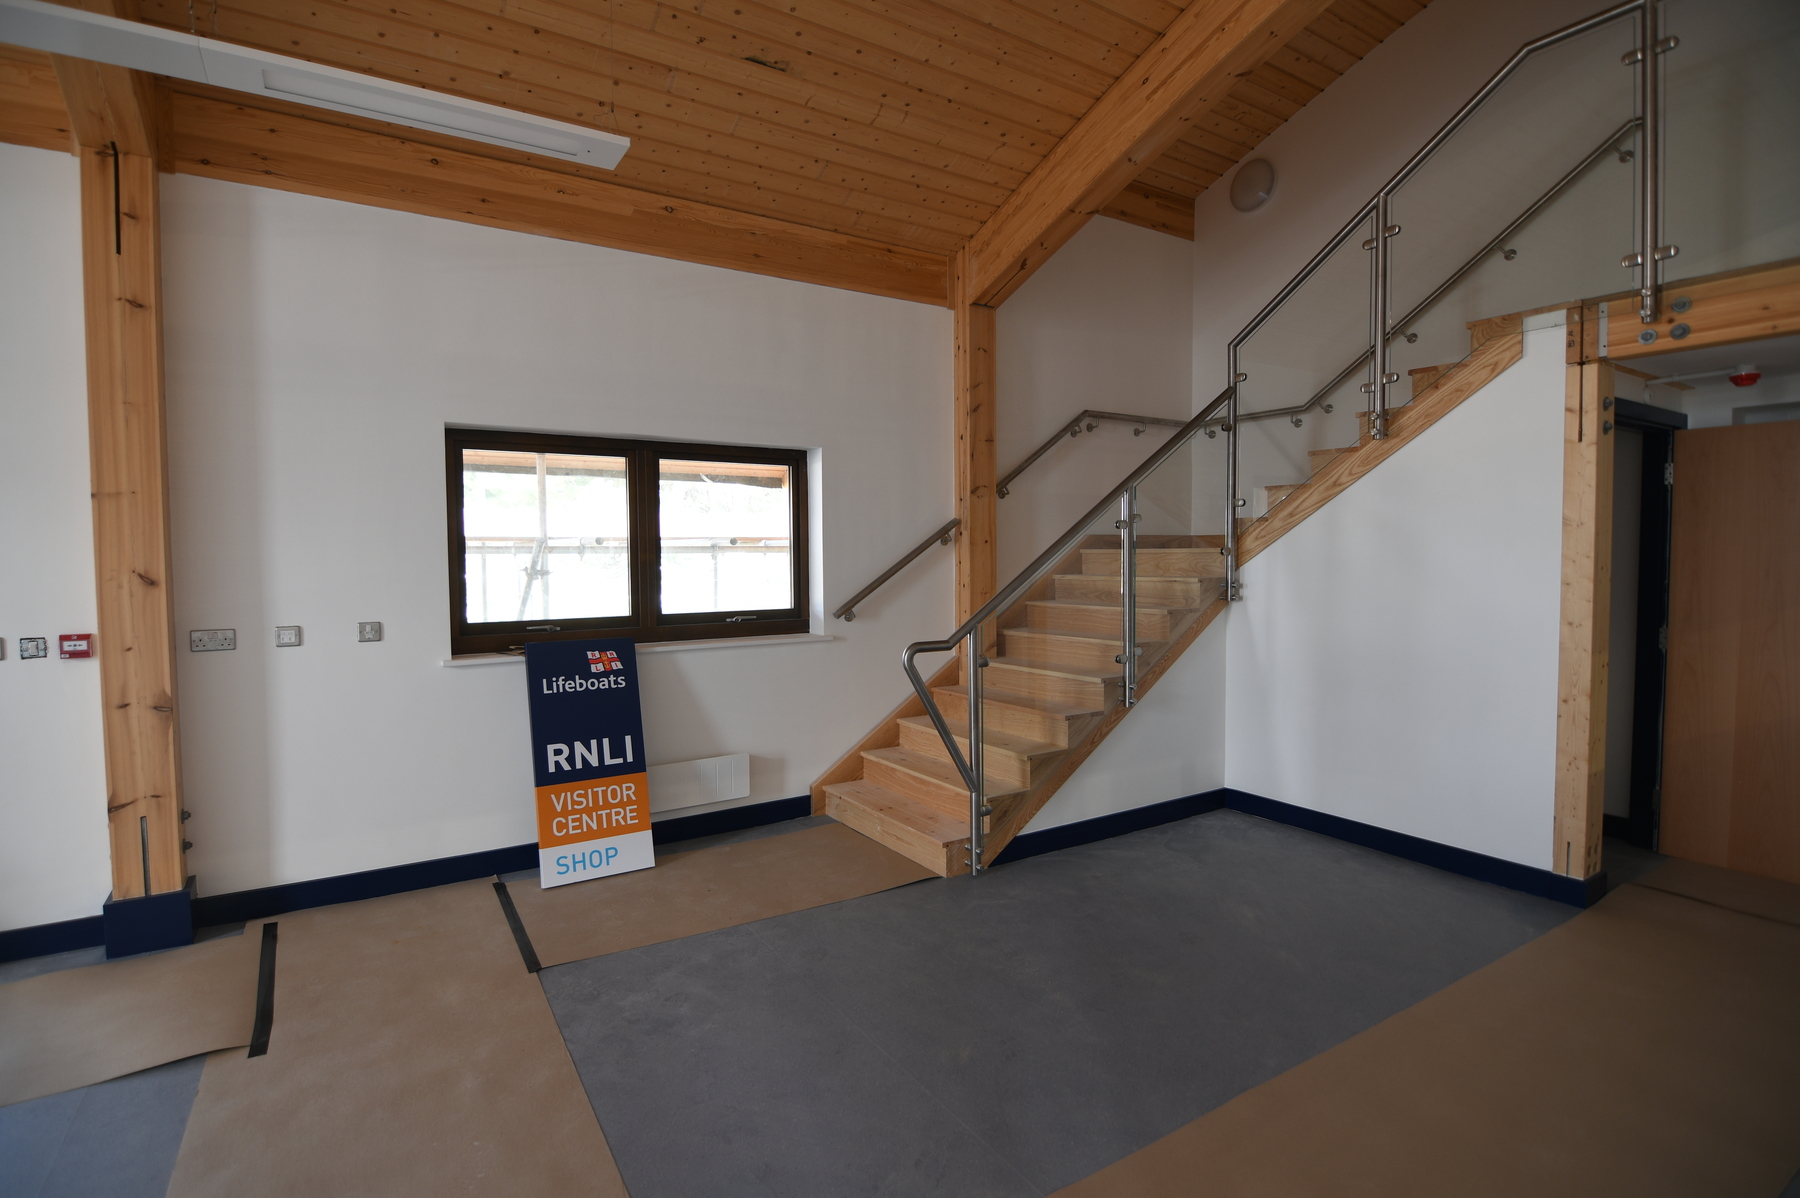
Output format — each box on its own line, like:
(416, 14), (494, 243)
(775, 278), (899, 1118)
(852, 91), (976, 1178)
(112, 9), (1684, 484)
(588, 650), (624, 673)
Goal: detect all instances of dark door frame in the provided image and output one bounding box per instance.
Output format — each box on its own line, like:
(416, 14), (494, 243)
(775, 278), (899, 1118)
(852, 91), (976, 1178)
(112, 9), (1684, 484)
(1606, 397), (1686, 849)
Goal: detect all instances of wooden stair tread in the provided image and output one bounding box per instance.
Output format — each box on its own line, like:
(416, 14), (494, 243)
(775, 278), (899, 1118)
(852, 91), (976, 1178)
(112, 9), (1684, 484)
(988, 656), (1123, 683)
(824, 780), (968, 845)
(1026, 598), (1181, 614)
(934, 684), (1100, 720)
(1005, 627), (1169, 650)
(862, 746), (1027, 799)
(1056, 572), (1209, 583)
(895, 715), (1060, 762)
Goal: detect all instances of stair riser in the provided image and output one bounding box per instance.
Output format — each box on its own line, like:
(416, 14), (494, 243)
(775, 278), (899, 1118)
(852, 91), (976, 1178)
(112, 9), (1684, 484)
(824, 789), (967, 877)
(862, 754), (975, 817)
(1002, 628), (1146, 674)
(1023, 603), (1172, 640)
(1055, 575), (1210, 606)
(984, 664), (1116, 710)
(1081, 548), (1225, 578)
(933, 688), (1083, 749)
(894, 720), (1033, 790)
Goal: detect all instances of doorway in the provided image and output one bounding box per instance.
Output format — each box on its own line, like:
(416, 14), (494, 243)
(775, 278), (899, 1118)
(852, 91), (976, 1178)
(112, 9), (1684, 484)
(1603, 401), (1683, 851)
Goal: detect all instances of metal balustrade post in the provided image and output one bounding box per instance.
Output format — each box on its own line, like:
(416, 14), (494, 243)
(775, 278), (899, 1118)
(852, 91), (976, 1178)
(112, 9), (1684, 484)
(1118, 488), (1140, 706)
(1372, 197), (1394, 440)
(1636, 0), (1666, 324)
(1225, 350), (1240, 602)
(966, 627), (986, 875)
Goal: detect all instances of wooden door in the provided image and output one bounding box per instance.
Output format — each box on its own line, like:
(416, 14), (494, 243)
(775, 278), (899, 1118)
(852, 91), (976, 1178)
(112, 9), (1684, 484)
(1660, 420), (1800, 883)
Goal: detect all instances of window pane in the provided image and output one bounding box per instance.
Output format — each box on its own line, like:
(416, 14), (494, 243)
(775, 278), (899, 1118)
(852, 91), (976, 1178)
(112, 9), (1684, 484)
(659, 459), (793, 614)
(462, 449), (630, 624)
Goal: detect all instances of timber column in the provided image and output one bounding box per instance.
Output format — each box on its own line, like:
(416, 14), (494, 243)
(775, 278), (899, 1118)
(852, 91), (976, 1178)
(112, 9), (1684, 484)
(952, 247), (998, 626)
(53, 35), (189, 943)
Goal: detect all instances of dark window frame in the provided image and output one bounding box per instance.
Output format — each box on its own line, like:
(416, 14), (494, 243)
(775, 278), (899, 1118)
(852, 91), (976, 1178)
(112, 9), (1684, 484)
(446, 427), (810, 655)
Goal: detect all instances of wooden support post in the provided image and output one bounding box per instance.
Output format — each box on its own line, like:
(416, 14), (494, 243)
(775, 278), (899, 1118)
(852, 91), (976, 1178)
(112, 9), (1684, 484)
(952, 248), (997, 628)
(54, 26), (187, 900)
(1552, 359), (1614, 880)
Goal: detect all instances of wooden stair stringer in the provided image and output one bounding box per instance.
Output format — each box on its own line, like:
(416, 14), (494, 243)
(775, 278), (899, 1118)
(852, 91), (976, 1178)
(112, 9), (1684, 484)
(1237, 330), (1524, 566)
(976, 596), (1229, 867)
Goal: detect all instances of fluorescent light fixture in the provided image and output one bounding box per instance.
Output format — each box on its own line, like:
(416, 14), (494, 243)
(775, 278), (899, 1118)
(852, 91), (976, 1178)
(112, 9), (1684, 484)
(0, 0), (630, 168)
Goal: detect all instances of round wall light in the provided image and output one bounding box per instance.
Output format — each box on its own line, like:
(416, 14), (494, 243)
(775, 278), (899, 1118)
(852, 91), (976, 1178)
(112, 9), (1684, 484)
(1230, 158), (1275, 212)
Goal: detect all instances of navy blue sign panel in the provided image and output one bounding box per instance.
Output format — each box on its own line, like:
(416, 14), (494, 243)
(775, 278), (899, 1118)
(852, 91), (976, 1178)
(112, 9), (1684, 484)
(525, 637), (654, 885)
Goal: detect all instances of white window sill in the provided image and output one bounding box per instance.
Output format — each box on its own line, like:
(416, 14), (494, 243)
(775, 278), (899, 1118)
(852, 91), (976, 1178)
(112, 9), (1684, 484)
(442, 632), (835, 667)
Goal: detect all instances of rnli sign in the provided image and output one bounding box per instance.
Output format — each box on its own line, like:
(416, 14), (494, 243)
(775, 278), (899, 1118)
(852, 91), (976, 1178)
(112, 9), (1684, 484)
(525, 638), (655, 888)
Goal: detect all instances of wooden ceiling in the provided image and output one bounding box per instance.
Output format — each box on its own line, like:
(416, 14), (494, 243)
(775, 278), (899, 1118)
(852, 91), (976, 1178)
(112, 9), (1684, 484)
(1, 0), (1427, 298)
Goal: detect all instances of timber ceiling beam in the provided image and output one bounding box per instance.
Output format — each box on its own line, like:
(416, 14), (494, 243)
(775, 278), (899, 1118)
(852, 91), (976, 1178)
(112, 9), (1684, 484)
(965, 0), (1338, 305)
(164, 85), (951, 307)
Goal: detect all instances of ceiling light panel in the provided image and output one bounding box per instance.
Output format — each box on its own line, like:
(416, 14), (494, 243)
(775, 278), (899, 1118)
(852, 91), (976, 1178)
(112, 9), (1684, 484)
(0, 0), (630, 168)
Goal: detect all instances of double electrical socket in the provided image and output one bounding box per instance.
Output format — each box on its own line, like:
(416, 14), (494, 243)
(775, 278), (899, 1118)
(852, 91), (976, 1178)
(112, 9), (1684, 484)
(190, 629), (236, 652)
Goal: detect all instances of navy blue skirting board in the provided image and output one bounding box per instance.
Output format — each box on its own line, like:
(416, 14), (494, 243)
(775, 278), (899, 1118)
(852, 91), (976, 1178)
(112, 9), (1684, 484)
(1, 790), (1598, 964)
(997, 788), (1606, 908)
(0, 795), (812, 964)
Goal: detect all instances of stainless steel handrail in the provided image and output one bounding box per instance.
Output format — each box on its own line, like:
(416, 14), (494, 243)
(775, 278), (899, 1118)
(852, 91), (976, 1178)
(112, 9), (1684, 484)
(996, 410), (1190, 498)
(833, 518), (958, 622)
(1226, 0), (1644, 398)
(1220, 118), (1641, 428)
(900, 385), (1236, 872)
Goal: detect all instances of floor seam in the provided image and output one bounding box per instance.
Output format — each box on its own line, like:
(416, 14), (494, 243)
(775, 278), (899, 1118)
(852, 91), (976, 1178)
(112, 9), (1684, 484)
(743, 917), (1051, 1198)
(1625, 880), (1800, 929)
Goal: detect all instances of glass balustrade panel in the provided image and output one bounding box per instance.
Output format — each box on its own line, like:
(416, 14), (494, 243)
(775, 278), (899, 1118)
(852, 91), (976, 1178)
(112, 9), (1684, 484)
(1386, 13), (1637, 390)
(1660, 0), (1800, 287)
(1233, 211), (1375, 526)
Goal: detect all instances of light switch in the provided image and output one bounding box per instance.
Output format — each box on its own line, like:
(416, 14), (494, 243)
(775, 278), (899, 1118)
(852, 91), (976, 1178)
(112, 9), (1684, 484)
(276, 626), (302, 648)
(190, 629), (236, 652)
(358, 621), (383, 643)
(19, 637), (48, 659)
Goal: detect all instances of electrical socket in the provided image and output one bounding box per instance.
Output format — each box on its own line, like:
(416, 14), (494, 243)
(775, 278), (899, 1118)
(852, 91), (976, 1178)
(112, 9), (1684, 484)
(276, 626), (303, 648)
(357, 621), (383, 643)
(190, 629), (236, 652)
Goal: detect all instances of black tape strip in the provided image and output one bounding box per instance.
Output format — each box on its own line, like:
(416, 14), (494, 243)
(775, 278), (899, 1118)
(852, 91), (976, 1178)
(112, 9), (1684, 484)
(247, 922), (278, 1058)
(492, 881), (541, 973)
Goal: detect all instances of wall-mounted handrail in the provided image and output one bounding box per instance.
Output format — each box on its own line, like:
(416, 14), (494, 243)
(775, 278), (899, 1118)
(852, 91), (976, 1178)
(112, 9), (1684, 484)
(996, 410), (1189, 498)
(833, 518), (958, 622)
(1221, 118), (1641, 429)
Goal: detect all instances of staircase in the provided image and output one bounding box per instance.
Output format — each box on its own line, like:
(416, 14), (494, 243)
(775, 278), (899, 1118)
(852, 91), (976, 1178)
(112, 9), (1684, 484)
(812, 312), (1529, 877)
(818, 535), (1228, 875)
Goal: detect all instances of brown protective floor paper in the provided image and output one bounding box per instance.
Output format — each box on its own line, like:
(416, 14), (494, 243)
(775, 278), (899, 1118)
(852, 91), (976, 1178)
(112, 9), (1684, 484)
(166, 881), (625, 1198)
(1634, 857), (1800, 928)
(1055, 883), (1800, 1198)
(0, 932), (260, 1107)
(510, 820), (934, 967)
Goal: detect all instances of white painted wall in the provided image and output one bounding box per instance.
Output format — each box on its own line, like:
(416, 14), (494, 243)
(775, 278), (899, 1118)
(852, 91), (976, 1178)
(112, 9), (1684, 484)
(153, 176), (953, 897)
(995, 217), (1198, 581)
(1226, 325), (1567, 869)
(0, 144), (116, 931)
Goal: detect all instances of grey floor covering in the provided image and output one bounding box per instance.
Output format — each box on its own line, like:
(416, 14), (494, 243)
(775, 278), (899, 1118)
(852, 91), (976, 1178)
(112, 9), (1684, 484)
(538, 809), (1577, 1197)
(0, 1056), (204, 1198)
(1, 812), (1624, 1196)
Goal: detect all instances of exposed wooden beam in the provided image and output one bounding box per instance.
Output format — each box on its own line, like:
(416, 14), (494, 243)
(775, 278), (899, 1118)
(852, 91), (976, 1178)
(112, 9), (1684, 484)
(964, 0), (1336, 305)
(166, 87), (952, 307)
(0, 45), (73, 152)
(1552, 357), (1614, 882)
(953, 248), (998, 623)
(56, 7), (188, 899)
(1098, 181), (1197, 240)
(1603, 259), (1800, 362)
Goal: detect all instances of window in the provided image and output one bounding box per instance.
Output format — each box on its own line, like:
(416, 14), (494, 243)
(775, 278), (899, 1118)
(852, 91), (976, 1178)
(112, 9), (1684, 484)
(447, 429), (808, 654)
